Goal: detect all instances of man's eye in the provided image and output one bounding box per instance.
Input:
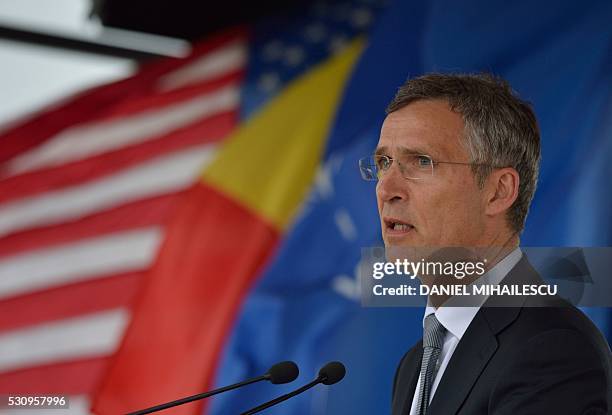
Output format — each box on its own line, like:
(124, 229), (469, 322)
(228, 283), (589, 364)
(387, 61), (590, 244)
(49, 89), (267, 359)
(416, 155), (432, 167)
(376, 156), (391, 170)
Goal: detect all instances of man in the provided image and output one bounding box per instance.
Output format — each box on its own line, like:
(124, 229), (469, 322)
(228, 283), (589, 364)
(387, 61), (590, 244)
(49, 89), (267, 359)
(360, 74), (611, 414)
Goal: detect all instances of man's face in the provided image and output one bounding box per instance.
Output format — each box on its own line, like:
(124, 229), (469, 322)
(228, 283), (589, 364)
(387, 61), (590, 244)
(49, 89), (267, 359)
(376, 99), (487, 248)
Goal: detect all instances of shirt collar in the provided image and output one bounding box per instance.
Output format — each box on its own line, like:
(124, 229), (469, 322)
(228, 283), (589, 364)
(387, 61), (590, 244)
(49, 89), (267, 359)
(422, 247), (523, 340)
(423, 304), (479, 341)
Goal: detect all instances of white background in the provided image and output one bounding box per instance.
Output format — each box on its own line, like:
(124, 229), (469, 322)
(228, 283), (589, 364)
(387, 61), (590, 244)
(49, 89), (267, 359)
(0, 0), (134, 129)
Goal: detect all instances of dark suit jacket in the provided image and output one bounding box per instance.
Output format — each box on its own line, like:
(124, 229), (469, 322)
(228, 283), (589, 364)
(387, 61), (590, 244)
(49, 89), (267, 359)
(391, 256), (612, 415)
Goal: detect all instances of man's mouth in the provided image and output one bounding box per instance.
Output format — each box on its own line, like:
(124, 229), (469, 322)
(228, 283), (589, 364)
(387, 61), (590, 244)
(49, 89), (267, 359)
(384, 218), (415, 234)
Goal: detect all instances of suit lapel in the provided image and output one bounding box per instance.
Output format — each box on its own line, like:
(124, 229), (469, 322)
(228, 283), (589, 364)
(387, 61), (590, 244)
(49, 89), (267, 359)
(392, 341), (423, 415)
(401, 347), (422, 414)
(426, 312), (498, 414)
(426, 256), (537, 414)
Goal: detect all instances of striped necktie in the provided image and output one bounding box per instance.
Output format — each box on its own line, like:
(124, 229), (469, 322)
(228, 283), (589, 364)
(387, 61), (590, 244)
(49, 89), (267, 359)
(415, 313), (447, 415)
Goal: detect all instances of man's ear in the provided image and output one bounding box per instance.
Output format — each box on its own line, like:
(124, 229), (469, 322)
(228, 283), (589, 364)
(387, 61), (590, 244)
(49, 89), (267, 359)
(484, 167), (519, 217)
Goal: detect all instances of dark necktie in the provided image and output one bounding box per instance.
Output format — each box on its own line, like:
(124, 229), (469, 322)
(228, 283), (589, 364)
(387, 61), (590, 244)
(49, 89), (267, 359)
(415, 313), (447, 415)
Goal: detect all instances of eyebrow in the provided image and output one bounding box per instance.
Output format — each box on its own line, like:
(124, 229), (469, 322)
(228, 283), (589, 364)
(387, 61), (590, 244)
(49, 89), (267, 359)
(374, 145), (436, 157)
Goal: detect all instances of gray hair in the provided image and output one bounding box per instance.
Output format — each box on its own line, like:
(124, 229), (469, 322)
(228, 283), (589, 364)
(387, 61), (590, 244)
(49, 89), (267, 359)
(386, 73), (541, 233)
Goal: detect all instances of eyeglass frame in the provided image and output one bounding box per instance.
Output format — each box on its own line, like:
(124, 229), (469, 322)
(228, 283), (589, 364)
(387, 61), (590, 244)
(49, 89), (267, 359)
(358, 153), (495, 181)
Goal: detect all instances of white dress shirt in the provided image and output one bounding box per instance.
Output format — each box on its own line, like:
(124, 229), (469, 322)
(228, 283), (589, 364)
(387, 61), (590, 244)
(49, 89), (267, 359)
(408, 247), (523, 415)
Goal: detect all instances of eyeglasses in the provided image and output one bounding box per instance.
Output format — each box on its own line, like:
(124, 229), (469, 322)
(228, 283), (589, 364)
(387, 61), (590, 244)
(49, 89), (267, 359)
(358, 154), (490, 181)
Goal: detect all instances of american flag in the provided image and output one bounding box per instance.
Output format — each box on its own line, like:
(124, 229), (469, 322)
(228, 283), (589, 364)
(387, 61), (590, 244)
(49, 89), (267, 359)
(0, 1), (384, 413)
(0, 28), (246, 413)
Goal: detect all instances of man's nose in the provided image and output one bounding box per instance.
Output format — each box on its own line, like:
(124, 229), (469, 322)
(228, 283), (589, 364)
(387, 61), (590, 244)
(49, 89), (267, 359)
(376, 164), (408, 202)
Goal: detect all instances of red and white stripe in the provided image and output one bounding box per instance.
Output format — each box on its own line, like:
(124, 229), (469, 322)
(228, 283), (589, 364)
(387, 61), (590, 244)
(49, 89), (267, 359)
(0, 31), (247, 415)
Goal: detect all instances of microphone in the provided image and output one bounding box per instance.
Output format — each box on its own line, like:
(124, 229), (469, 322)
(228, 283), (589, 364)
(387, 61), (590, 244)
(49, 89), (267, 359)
(126, 361), (298, 415)
(239, 361), (346, 415)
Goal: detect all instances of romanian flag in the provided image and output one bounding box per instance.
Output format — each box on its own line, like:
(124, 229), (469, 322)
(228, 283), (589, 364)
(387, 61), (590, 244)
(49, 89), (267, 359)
(93, 38), (366, 414)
